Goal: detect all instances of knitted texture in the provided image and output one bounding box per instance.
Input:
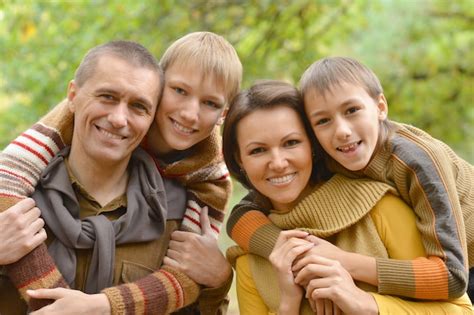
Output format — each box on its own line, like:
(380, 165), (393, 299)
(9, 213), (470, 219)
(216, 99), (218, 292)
(0, 99), (231, 312)
(102, 266), (200, 315)
(227, 177), (392, 313)
(227, 121), (473, 300)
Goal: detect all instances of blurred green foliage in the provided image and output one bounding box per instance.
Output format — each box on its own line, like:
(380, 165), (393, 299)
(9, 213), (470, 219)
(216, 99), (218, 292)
(1, 0), (473, 161)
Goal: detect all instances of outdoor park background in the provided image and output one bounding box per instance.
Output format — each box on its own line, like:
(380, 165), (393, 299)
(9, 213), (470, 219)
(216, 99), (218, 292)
(1, 1), (473, 314)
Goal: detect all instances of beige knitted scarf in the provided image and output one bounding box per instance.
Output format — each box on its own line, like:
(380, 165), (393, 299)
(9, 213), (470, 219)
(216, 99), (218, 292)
(230, 174), (395, 313)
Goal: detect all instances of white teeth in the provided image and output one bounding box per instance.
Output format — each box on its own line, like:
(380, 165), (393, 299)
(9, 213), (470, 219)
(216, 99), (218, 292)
(173, 120), (194, 134)
(338, 142), (359, 152)
(99, 128), (123, 140)
(268, 173), (295, 184)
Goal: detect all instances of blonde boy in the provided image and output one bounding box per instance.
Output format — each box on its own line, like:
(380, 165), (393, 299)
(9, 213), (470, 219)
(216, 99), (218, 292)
(0, 32), (242, 314)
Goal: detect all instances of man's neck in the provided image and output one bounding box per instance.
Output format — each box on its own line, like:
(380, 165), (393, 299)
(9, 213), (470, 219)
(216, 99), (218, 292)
(67, 150), (129, 206)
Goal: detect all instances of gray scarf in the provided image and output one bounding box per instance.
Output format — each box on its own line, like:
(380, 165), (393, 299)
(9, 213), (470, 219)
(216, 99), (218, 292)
(32, 147), (169, 293)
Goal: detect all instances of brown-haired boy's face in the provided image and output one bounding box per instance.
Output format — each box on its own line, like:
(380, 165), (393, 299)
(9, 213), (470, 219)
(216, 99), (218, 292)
(304, 83), (387, 171)
(149, 62), (227, 155)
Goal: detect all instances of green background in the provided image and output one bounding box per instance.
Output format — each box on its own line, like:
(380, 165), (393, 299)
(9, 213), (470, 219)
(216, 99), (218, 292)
(1, 1), (473, 313)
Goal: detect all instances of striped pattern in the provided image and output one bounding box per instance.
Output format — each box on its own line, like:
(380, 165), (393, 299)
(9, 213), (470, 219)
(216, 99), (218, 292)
(0, 100), (232, 313)
(102, 266), (200, 315)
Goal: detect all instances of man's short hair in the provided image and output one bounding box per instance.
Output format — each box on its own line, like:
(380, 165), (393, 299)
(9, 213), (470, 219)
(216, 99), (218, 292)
(75, 40), (163, 88)
(160, 32), (242, 105)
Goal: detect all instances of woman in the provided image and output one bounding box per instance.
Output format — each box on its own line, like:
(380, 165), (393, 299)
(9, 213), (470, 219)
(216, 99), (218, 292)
(223, 80), (472, 314)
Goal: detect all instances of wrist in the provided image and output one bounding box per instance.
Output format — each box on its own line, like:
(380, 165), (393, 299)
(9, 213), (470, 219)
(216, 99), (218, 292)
(345, 253), (377, 286)
(354, 291), (378, 315)
(92, 293), (111, 314)
(278, 295), (302, 315)
(210, 260), (232, 288)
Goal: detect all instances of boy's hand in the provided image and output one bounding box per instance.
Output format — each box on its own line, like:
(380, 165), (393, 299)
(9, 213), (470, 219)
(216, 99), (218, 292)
(0, 198), (47, 264)
(27, 288), (110, 315)
(164, 206), (232, 287)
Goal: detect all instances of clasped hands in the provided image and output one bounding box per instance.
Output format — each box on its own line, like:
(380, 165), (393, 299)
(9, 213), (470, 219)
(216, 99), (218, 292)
(269, 230), (377, 315)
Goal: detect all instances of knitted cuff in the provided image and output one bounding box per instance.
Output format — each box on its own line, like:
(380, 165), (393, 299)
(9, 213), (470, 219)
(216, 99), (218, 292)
(5, 243), (69, 310)
(102, 266), (200, 315)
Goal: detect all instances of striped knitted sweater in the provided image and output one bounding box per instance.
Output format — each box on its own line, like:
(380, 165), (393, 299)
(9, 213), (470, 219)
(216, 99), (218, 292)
(0, 100), (231, 314)
(227, 122), (473, 300)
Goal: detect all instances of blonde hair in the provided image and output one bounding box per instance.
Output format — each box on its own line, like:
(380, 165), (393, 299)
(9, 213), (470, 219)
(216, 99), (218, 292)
(160, 32), (242, 104)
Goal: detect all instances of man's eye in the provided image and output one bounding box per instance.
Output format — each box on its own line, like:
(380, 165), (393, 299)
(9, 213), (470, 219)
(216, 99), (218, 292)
(100, 94), (115, 101)
(132, 103), (148, 113)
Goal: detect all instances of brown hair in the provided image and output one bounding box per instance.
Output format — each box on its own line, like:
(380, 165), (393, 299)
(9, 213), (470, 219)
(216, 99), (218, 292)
(222, 80), (330, 190)
(160, 32), (242, 105)
(300, 56), (397, 152)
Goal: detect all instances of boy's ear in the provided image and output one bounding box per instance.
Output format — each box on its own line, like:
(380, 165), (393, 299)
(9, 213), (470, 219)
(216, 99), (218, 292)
(377, 94), (388, 120)
(67, 80), (77, 113)
(216, 107), (228, 126)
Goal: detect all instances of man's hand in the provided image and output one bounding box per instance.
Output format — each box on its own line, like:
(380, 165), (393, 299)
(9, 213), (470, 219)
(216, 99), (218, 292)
(27, 288), (110, 315)
(0, 198), (46, 265)
(163, 206), (232, 288)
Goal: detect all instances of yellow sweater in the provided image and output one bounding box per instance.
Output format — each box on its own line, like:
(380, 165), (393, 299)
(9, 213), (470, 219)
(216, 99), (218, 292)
(235, 193), (472, 314)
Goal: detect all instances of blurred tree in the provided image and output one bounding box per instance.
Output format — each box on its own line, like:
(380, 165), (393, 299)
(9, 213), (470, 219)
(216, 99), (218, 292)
(1, 0), (473, 161)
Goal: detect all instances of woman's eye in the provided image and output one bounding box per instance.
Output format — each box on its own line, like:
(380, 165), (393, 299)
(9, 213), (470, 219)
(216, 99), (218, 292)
(285, 139), (300, 147)
(249, 147), (265, 155)
(316, 118), (329, 126)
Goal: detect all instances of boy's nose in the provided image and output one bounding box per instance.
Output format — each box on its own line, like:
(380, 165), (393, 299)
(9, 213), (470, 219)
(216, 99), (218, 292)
(335, 119), (351, 139)
(180, 98), (199, 123)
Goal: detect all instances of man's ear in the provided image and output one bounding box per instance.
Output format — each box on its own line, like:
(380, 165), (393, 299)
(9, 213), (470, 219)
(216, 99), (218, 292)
(216, 107), (228, 126)
(67, 80), (77, 113)
(377, 93), (388, 120)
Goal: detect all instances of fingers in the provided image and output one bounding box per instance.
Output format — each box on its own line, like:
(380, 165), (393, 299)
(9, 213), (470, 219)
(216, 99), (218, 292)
(12, 198), (37, 214)
(275, 230), (309, 245)
(30, 228), (47, 249)
(23, 206), (42, 227)
(199, 206), (213, 237)
(162, 256), (179, 268)
(27, 288), (66, 300)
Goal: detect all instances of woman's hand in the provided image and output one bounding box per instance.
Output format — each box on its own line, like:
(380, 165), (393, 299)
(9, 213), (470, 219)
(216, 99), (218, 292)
(294, 255), (378, 315)
(27, 288), (111, 315)
(269, 230), (313, 315)
(0, 198), (46, 264)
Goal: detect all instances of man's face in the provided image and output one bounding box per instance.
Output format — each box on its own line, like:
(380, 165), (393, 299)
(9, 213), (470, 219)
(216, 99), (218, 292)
(150, 62), (227, 155)
(304, 83), (387, 171)
(68, 55), (160, 166)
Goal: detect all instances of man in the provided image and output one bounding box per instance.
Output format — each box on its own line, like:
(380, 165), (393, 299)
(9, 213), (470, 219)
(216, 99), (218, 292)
(1, 40), (231, 315)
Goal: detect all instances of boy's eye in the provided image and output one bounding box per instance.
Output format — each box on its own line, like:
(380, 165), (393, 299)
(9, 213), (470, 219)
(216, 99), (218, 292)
(346, 107), (359, 115)
(249, 147), (265, 155)
(174, 87), (186, 95)
(204, 100), (222, 109)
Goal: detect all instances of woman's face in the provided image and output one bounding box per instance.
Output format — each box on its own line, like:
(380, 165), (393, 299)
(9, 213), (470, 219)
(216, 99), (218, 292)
(237, 105), (313, 212)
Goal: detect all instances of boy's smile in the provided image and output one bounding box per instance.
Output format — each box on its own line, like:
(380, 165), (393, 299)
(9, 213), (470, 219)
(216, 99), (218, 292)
(148, 62), (226, 155)
(304, 82), (387, 171)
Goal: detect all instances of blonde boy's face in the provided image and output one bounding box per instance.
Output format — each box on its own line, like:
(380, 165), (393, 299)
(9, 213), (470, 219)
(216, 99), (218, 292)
(304, 82), (387, 171)
(150, 62), (227, 155)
